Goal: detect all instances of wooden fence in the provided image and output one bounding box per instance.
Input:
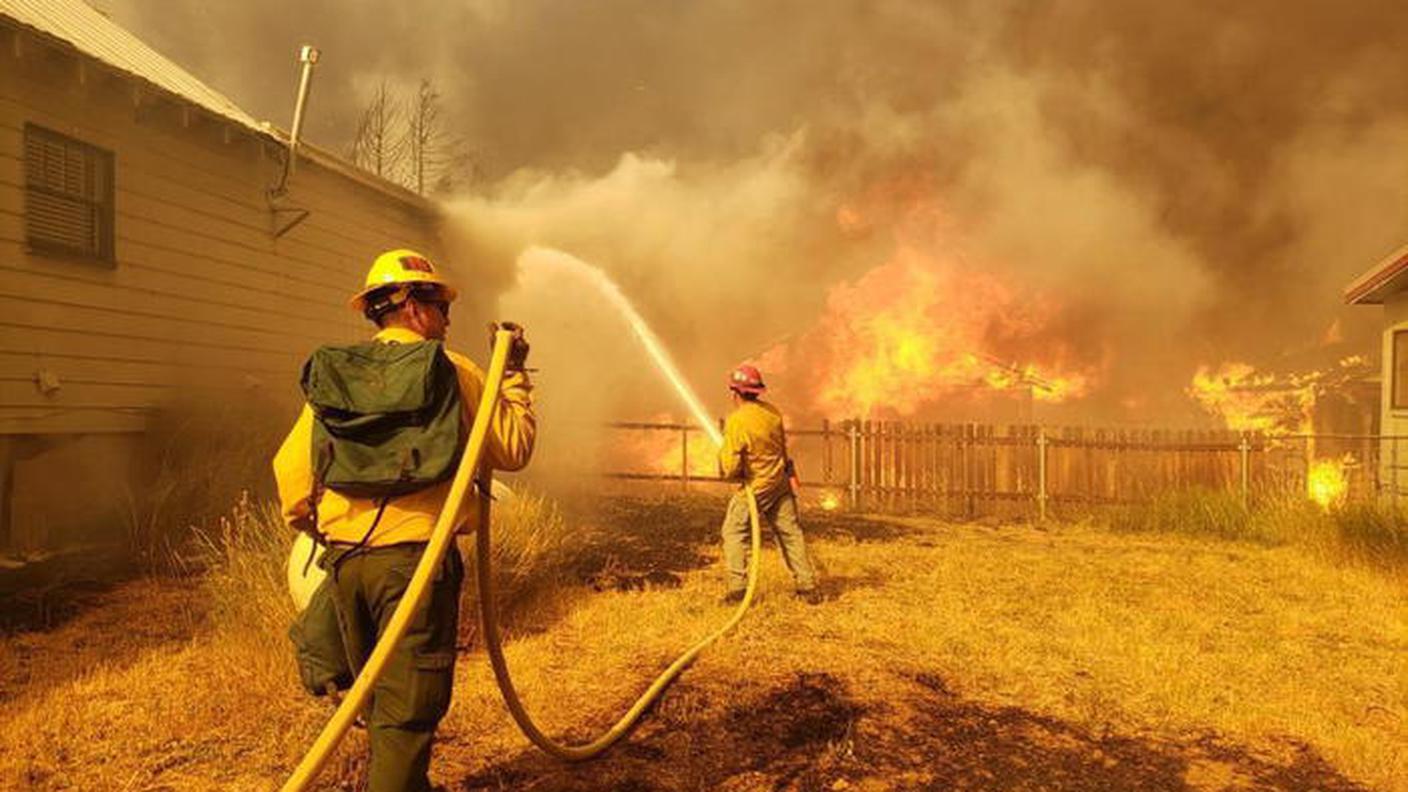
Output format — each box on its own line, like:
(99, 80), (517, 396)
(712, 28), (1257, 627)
(601, 420), (1407, 518)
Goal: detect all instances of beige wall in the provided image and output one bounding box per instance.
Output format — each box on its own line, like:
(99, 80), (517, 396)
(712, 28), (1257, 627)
(0, 36), (443, 437)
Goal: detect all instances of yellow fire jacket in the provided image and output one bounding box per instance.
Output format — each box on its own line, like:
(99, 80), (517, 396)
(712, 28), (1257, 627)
(718, 399), (791, 507)
(272, 327), (536, 546)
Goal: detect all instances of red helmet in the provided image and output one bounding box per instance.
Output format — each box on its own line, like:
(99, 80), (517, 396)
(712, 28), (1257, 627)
(728, 364), (766, 395)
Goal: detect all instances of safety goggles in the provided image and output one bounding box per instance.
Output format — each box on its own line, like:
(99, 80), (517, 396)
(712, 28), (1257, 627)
(424, 299), (451, 320)
(406, 285), (450, 318)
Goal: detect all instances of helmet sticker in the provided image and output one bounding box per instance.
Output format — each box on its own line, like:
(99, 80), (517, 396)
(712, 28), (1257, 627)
(399, 255), (434, 273)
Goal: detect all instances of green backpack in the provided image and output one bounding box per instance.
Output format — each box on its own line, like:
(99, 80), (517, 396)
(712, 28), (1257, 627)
(299, 339), (465, 501)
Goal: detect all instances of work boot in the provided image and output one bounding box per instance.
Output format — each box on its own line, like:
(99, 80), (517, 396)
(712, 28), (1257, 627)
(795, 589), (823, 605)
(720, 590), (745, 606)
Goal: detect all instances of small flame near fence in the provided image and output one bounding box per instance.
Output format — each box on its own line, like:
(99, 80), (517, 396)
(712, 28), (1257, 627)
(1188, 358), (1372, 509)
(1307, 456), (1350, 510)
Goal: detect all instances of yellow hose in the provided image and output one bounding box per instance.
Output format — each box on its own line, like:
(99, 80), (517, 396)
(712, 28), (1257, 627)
(473, 482), (762, 761)
(282, 329), (764, 787)
(280, 330), (514, 792)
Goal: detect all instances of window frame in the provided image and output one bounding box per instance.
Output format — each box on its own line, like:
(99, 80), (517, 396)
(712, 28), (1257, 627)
(1392, 329), (1408, 411)
(22, 123), (116, 265)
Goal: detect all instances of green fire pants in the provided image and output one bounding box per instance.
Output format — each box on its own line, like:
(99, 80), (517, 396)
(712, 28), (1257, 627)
(721, 490), (817, 594)
(326, 542), (462, 792)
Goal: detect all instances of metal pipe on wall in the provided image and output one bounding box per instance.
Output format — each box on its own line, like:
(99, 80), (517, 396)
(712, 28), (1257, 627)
(271, 45), (320, 197)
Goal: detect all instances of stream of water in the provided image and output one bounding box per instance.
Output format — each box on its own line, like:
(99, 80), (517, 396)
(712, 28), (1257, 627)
(518, 246), (724, 447)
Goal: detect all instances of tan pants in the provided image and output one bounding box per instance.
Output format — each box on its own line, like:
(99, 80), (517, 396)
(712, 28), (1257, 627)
(721, 490), (817, 593)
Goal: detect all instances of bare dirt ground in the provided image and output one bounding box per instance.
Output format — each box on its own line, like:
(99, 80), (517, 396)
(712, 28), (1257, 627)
(0, 495), (1403, 791)
(462, 671), (1370, 792)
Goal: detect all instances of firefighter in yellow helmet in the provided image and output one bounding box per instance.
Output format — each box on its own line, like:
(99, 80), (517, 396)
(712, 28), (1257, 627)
(348, 247), (461, 316)
(274, 249), (535, 792)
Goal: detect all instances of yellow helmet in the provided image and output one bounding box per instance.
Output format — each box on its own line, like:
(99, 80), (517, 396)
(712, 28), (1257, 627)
(349, 248), (460, 314)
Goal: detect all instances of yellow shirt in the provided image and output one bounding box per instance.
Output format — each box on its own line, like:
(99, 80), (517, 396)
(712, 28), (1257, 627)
(718, 399), (791, 506)
(272, 327), (536, 546)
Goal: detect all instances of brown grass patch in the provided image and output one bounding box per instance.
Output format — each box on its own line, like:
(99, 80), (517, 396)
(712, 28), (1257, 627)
(1, 496), (1403, 791)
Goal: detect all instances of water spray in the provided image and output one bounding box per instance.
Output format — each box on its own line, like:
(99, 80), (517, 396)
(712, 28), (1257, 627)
(519, 246), (724, 447)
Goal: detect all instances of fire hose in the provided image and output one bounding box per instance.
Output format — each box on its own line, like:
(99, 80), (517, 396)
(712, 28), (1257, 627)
(281, 329), (763, 790)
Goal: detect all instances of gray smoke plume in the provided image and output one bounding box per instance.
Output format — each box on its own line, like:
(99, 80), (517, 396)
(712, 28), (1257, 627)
(101, 0), (1408, 428)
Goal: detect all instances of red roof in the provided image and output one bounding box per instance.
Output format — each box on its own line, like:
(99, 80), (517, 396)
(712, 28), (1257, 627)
(1344, 242), (1408, 305)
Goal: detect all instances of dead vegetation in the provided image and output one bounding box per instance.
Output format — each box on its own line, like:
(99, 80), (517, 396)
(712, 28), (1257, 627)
(1102, 487), (1408, 572)
(0, 493), (1403, 791)
(124, 392), (291, 575)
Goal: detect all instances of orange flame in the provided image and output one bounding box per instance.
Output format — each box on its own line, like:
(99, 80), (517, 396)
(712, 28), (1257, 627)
(1307, 457), (1349, 509)
(1187, 357), (1371, 435)
(766, 215), (1095, 419)
(1186, 362), (1311, 435)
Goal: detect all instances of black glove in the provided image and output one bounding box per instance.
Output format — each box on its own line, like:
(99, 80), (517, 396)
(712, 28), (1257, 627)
(488, 321), (531, 371)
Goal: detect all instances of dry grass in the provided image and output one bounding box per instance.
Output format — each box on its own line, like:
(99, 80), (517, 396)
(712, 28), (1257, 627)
(1, 493), (1404, 791)
(123, 392), (291, 574)
(0, 489), (594, 791)
(0, 496), (337, 791)
(1102, 487), (1408, 573)
(439, 513), (1406, 790)
(463, 488), (590, 641)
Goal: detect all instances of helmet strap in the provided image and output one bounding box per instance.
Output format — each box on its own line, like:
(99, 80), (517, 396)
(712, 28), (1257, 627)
(365, 286), (412, 324)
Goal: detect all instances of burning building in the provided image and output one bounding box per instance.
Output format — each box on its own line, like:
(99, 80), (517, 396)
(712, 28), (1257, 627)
(1186, 357), (1378, 438)
(0, 0), (444, 556)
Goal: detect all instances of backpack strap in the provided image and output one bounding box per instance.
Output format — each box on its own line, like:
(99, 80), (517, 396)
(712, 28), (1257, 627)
(301, 440), (337, 576)
(325, 497), (392, 580)
(325, 446), (419, 575)
(354, 497), (392, 549)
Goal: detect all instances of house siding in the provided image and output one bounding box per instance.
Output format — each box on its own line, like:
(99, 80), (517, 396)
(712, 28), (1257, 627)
(0, 40), (443, 436)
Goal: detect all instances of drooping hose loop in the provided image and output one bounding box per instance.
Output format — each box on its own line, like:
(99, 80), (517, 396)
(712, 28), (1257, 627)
(473, 483), (763, 761)
(283, 330), (766, 787)
(280, 330), (515, 792)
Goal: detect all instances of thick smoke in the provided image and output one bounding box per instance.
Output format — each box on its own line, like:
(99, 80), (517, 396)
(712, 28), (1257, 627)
(102, 0), (1408, 429)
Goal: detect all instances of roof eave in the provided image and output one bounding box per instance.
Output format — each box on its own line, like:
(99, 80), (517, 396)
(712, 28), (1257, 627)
(0, 13), (265, 136)
(298, 139), (442, 216)
(1, 13), (440, 216)
(1344, 242), (1408, 306)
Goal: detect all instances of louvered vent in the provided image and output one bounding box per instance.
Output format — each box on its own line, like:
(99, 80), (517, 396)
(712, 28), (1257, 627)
(24, 124), (114, 263)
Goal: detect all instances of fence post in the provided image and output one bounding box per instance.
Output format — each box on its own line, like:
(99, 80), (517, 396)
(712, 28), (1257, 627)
(681, 426), (690, 492)
(1392, 436), (1399, 510)
(1238, 432), (1250, 507)
(1036, 427), (1048, 523)
(964, 424), (976, 520)
(848, 420), (860, 509)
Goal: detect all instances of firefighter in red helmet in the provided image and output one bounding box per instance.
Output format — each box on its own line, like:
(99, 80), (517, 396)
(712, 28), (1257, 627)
(717, 364), (820, 604)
